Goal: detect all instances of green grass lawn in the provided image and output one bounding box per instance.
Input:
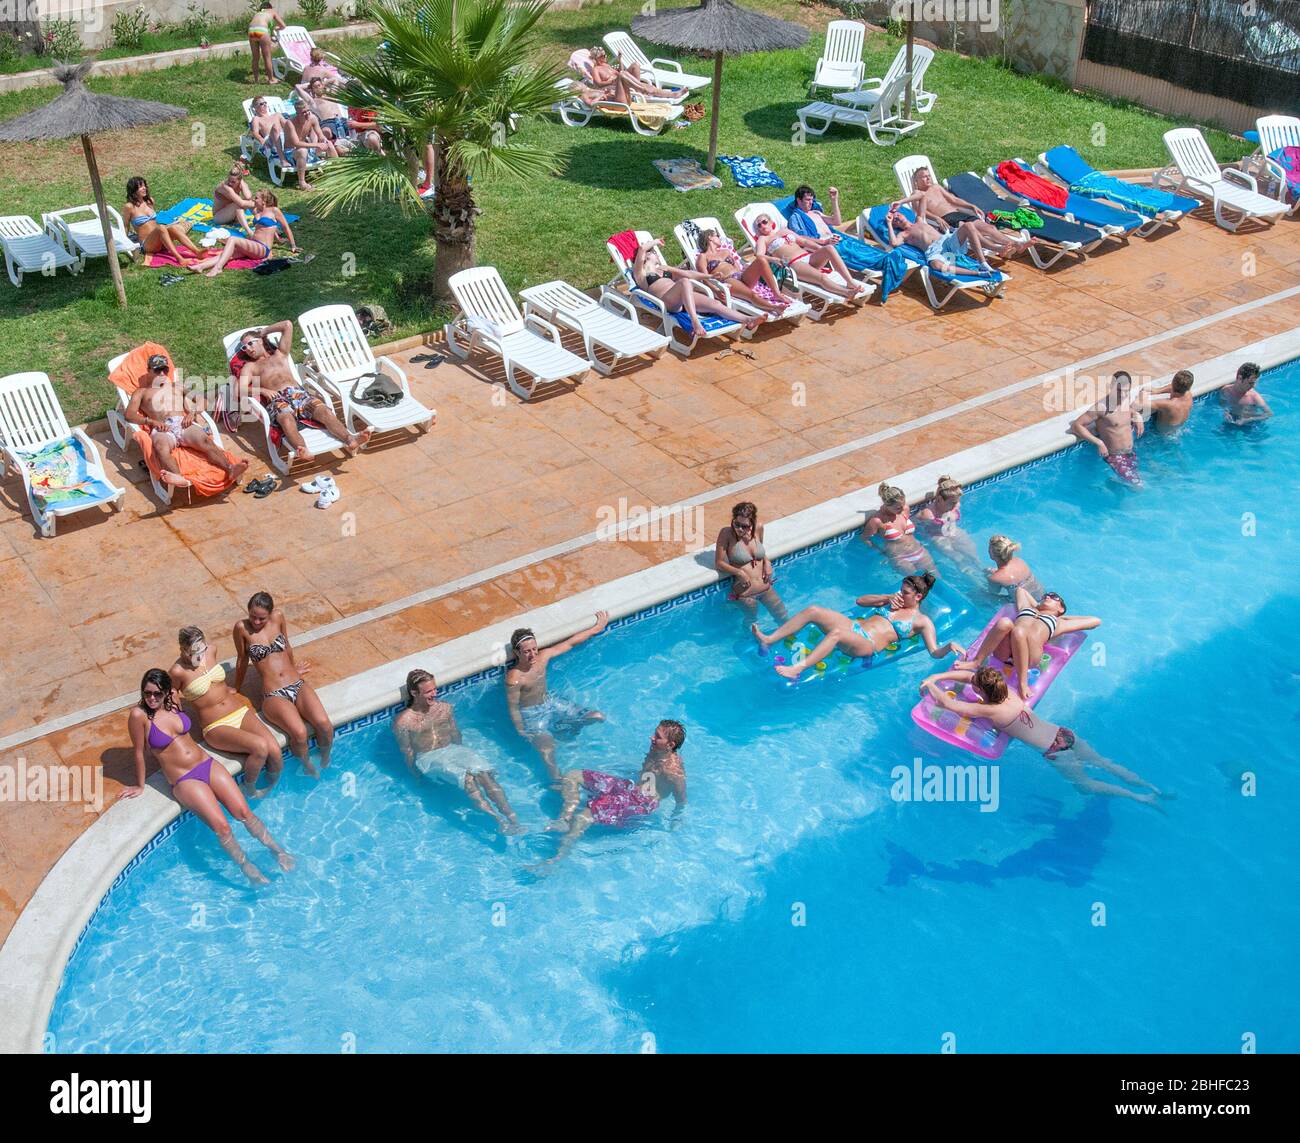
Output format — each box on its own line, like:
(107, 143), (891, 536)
(0, 0), (1252, 426)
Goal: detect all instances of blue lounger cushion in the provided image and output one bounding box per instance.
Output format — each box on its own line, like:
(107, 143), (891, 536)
(944, 172), (1104, 247)
(993, 159), (1145, 232)
(1042, 145), (1201, 218)
(863, 204), (1006, 285)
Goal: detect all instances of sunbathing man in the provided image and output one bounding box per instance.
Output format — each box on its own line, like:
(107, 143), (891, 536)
(212, 164), (255, 226)
(1146, 369), (1194, 430)
(124, 353), (248, 489)
(295, 77), (382, 153)
(232, 319), (370, 461)
(533, 720), (688, 868)
(394, 669), (526, 835)
(901, 169), (1036, 261)
(884, 203), (995, 273)
(505, 615), (609, 784)
(1070, 370), (1144, 485)
(284, 99), (340, 166)
(247, 97), (302, 187)
(1220, 361), (1272, 423)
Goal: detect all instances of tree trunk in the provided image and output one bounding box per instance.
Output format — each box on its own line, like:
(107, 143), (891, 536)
(430, 174), (477, 302)
(82, 135), (128, 310)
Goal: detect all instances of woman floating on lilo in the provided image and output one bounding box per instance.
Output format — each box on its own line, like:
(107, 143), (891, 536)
(751, 572), (962, 681)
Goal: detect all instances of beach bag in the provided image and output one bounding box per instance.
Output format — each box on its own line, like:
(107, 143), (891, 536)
(350, 370), (403, 408)
(683, 102), (705, 122)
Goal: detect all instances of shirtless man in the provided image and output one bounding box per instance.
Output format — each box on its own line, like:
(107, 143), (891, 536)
(1145, 369), (1194, 430)
(505, 614), (608, 783)
(533, 720), (688, 868)
(232, 319), (371, 461)
(212, 164), (254, 226)
(956, 586), (1101, 700)
(247, 97), (302, 186)
(393, 669), (525, 835)
(1220, 361), (1272, 424)
(884, 202), (995, 274)
(1070, 370), (1145, 485)
(295, 77), (382, 153)
(125, 353), (248, 489)
(901, 169), (1035, 261)
(301, 47), (343, 88)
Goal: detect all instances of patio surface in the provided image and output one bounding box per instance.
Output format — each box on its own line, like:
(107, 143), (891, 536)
(3, 205), (1299, 944)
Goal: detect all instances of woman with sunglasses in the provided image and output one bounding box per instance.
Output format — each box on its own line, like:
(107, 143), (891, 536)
(715, 501), (787, 623)
(632, 237), (762, 339)
(750, 213), (870, 302)
(126, 669), (294, 884)
(123, 176), (203, 261)
(956, 586), (1100, 701)
(233, 591), (333, 777)
(188, 189), (297, 277)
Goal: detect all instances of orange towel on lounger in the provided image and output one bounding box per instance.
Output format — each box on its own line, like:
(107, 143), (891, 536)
(108, 342), (239, 497)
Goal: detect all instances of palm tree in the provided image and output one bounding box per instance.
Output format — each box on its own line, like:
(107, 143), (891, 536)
(315, 0), (565, 299)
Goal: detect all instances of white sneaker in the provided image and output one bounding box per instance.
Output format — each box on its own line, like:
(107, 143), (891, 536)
(315, 484), (340, 509)
(300, 475), (336, 495)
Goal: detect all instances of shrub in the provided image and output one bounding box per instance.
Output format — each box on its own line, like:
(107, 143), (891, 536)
(0, 32), (24, 66)
(297, 0), (330, 25)
(180, 2), (217, 43)
(42, 18), (83, 60)
(111, 5), (151, 51)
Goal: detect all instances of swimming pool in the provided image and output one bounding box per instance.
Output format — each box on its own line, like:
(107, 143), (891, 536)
(48, 364), (1300, 1053)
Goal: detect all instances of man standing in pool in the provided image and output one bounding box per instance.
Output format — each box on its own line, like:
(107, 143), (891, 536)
(1145, 369), (1195, 430)
(1221, 362), (1272, 423)
(1070, 370), (1145, 486)
(394, 669), (526, 835)
(505, 614), (609, 783)
(533, 720), (688, 868)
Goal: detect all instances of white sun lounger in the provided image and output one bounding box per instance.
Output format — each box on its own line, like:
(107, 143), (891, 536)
(550, 79), (684, 136)
(239, 95), (327, 187)
(732, 202), (873, 319)
(603, 30), (712, 91)
(673, 216), (813, 328)
(518, 279), (670, 377)
(42, 204), (137, 265)
(798, 70), (922, 145)
(1, 214), (83, 287)
(811, 20), (865, 95)
(0, 371), (123, 537)
(1155, 127), (1288, 232)
(298, 304), (435, 435)
(1254, 115), (1300, 215)
(271, 25), (341, 82)
(834, 42), (936, 114)
(444, 268), (591, 398)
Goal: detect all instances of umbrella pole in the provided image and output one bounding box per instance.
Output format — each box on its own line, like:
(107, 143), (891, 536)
(706, 51), (722, 173)
(81, 134), (127, 310)
(903, 8), (915, 121)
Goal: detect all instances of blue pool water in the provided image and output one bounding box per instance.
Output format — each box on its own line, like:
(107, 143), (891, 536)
(49, 365), (1300, 1053)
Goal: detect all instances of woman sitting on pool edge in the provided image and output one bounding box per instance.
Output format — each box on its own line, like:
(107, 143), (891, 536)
(126, 669), (294, 884)
(919, 666), (1165, 805)
(751, 572), (962, 681)
(188, 190), (297, 277)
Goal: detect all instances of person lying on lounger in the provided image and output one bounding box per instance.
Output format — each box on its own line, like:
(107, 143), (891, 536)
(901, 169), (1036, 262)
(248, 96), (304, 187)
(212, 164), (255, 226)
(294, 77), (382, 153)
(301, 46), (344, 88)
(884, 204), (995, 274)
(188, 190), (296, 277)
(694, 228), (791, 316)
(750, 214), (870, 302)
(124, 352), (249, 489)
(231, 318), (371, 460)
(1069, 370), (1144, 485)
(123, 176), (203, 262)
(582, 45), (681, 102)
(632, 237), (762, 338)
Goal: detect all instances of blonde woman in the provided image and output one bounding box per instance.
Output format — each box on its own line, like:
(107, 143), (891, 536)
(985, 535), (1044, 599)
(187, 190), (296, 277)
(916, 475), (980, 571)
(862, 483), (935, 574)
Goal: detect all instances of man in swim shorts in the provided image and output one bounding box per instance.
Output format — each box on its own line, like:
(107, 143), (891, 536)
(1070, 370), (1144, 486)
(125, 353), (248, 489)
(901, 168), (1035, 261)
(1145, 369), (1194, 430)
(533, 719), (688, 868)
(505, 614), (608, 783)
(393, 668), (525, 835)
(1220, 361), (1272, 424)
(233, 319), (371, 461)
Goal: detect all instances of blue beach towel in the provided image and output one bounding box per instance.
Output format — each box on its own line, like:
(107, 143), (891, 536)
(157, 197), (300, 235)
(773, 196), (908, 302)
(717, 155), (784, 189)
(864, 204), (1006, 286)
(1042, 146), (1200, 219)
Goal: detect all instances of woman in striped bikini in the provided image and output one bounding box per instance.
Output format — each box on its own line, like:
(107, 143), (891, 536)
(862, 483), (937, 574)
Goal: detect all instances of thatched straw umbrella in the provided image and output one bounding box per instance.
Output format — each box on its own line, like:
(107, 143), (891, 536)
(631, 0), (808, 173)
(0, 60), (187, 309)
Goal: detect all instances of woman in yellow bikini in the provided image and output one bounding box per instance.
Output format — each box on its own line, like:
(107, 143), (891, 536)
(247, 3), (285, 85)
(169, 626), (284, 796)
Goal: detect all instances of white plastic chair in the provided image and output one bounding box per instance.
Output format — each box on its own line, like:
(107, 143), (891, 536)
(518, 279), (670, 377)
(798, 70), (922, 146)
(811, 21), (865, 94)
(298, 304), (435, 436)
(1156, 127), (1287, 232)
(1254, 115), (1300, 215)
(602, 30), (712, 91)
(1, 215), (83, 287)
(0, 371), (124, 537)
(271, 25), (340, 82)
(892, 154), (940, 197)
(239, 95), (327, 187)
(42, 204), (136, 264)
(835, 42), (936, 114)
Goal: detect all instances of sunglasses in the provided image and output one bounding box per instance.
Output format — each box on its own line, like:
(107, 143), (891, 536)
(142, 688), (164, 697)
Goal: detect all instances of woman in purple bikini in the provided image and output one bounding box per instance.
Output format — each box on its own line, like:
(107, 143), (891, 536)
(125, 669), (294, 884)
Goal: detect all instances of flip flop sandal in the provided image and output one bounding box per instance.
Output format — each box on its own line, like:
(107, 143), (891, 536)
(410, 352), (445, 369)
(242, 475), (269, 494)
(251, 476), (277, 498)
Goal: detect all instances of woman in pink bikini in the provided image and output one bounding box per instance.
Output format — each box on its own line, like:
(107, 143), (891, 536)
(862, 482), (936, 574)
(125, 669), (294, 884)
(919, 666), (1165, 805)
(693, 229), (791, 316)
(750, 212), (870, 302)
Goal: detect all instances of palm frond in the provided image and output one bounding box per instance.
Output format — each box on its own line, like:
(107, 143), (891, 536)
(311, 151), (428, 218)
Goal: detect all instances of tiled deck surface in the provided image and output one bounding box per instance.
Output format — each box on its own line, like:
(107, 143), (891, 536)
(3, 208), (1299, 943)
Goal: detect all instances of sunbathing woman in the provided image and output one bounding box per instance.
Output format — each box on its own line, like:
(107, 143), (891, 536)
(985, 534), (1044, 599)
(884, 203), (995, 273)
(188, 190), (297, 277)
(233, 591), (334, 777)
(169, 625), (284, 797)
(863, 483), (936, 574)
(750, 213), (870, 302)
(212, 164), (254, 226)
(751, 572), (962, 681)
(123, 176), (202, 261)
(583, 46), (681, 102)
(715, 500), (787, 623)
(920, 666), (1164, 805)
(915, 474), (980, 571)
(126, 669), (294, 884)
(956, 586), (1099, 700)
(632, 238), (761, 338)
(247, 2), (285, 85)
(694, 229), (791, 316)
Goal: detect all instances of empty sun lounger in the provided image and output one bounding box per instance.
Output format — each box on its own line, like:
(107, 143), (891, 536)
(445, 268), (591, 398)
(1035, 145), (1200, 235)
(0, 371), (124, 537)
(239, 95), (327, 187)
(811, 20), (865, 95)
(988, 159), (1144, 243)
(1155, 128), (1288, 232)
(519, 279), (671, 377)
(603, 30), (712, 91)
(298, 304), (435, 436)
(0, 214), (83, 287)
(550, 79), (684, 136)
(834, 42), (936, 114)
(798, 70), (921, 145)
(1251, 115), (1300, 216)
(42, 204), (136, 265)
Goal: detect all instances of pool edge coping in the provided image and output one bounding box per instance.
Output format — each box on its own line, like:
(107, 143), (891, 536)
(4, 326), (1299, 1054)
